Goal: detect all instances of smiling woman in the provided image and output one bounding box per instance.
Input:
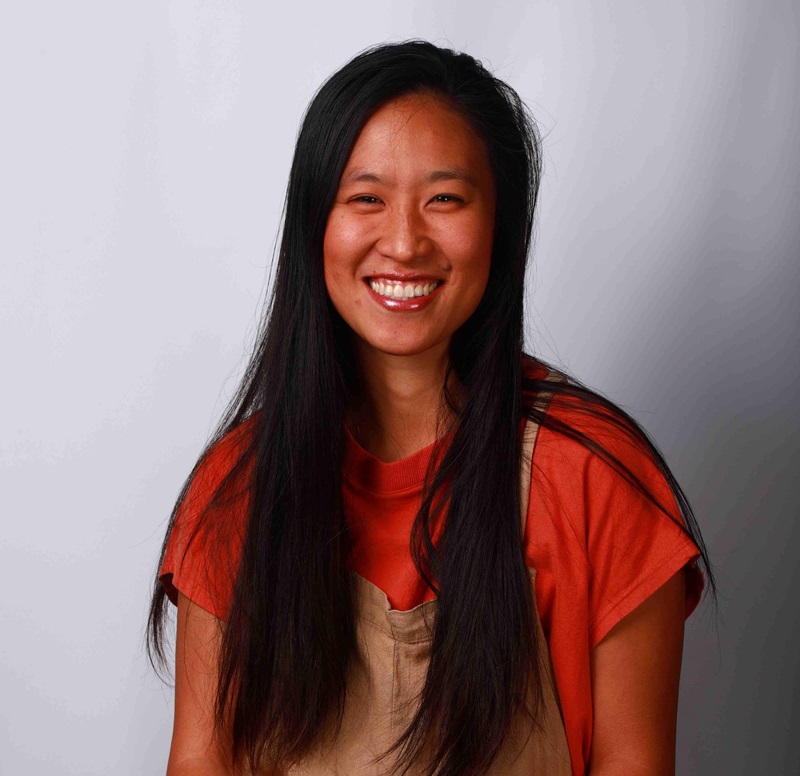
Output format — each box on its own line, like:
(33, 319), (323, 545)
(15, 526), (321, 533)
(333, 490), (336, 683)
(148, 40), (713, 776)
(324, 94), (495, 366)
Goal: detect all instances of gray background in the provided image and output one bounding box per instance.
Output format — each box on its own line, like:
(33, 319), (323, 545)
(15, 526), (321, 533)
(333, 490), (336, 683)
(2, 1), (797, 774)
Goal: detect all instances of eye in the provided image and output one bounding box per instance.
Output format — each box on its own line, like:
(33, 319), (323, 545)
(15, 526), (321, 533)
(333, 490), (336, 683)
(430, 194), (464, 204)
(349, 195), (382, 205)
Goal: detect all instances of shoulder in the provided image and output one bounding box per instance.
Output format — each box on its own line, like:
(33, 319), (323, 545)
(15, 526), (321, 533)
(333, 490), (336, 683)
(183, 414), (259, 514)
(173, 414), (260, 546)
(522, 356), (673, 506)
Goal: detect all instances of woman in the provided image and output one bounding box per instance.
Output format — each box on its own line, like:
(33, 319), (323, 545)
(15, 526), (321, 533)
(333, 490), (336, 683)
(149, 40), (713, 776)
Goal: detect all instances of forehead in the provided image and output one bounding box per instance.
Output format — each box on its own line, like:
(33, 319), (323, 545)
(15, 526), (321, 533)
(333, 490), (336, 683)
(342, 94), (493, 183)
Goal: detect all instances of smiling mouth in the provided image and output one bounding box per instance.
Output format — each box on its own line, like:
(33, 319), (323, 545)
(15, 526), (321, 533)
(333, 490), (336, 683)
(367, 279), (442, 300)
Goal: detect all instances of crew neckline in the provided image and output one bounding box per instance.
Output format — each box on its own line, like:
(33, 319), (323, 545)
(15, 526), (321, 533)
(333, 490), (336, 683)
(343, 425), (454, 494)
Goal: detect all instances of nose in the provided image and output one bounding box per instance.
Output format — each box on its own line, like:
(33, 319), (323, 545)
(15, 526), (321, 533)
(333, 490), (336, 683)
(376, 204), (434, 262)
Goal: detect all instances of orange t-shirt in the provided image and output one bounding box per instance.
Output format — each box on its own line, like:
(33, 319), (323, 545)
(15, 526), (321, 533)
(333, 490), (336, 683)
(160, 371), (704, 776)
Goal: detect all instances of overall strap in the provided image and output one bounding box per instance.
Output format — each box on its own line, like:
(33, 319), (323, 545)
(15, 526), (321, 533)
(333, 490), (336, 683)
(519, 372), (565, 536)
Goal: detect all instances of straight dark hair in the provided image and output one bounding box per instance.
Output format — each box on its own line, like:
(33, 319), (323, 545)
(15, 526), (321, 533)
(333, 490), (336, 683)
(148, 39), (715, 775)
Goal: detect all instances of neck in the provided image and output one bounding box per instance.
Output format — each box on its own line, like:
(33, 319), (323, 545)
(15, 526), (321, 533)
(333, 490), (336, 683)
(348, 341), (458, 462)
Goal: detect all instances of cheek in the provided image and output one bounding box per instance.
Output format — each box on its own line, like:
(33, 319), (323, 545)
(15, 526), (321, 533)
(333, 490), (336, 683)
(323, 221), (352, 297)
(323, 212), (367, 265)
(440, 208), (495, 264)
(447, 228), (493, 286)
(323, 225), (366, 322)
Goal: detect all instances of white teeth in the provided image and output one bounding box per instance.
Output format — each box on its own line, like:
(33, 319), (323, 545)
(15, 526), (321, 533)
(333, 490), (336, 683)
(368, 279), (440, 300)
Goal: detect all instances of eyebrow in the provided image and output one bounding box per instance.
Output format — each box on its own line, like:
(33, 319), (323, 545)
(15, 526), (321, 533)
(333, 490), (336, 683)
(339, 168), (478, 187)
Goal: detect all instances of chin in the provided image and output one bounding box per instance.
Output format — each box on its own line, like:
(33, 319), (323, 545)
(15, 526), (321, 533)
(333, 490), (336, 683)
(357, 334), (448, 360)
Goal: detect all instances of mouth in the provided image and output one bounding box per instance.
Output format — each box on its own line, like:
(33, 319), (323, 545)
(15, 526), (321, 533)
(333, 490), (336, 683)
(363, 275), (444, 311)
(366, 278), (442, 300)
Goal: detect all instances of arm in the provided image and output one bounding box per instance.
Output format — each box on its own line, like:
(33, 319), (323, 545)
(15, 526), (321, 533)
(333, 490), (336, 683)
(166, 592), (234, 776)
(588, 569), (687, 776)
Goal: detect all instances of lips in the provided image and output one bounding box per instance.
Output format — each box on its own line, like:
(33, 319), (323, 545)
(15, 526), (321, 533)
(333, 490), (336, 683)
(363, 276), (444, 311)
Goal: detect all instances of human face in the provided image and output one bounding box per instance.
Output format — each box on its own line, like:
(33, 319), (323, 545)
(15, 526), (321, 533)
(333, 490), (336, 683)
(323, 94), (496, 362)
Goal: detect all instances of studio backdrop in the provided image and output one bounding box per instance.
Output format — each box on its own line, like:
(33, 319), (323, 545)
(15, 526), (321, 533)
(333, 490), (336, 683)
(1, 1), (797, 774)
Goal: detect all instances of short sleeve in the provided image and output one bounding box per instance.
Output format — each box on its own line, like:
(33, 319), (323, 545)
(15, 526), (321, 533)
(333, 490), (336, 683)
(159, 422), (254, 620)
(579, 425), (704, 646)
(525, 393), (704, 649)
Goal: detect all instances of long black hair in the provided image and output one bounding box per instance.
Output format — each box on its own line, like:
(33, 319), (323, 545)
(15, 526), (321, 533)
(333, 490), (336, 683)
(148, 39), (715, 775)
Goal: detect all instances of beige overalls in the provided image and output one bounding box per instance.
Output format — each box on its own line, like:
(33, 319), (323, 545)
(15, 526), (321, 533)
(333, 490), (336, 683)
(290, 417), (572, 775)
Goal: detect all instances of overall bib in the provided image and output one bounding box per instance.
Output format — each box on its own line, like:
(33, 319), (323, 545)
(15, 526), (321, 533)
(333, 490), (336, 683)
(290, 416), (572, 775)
